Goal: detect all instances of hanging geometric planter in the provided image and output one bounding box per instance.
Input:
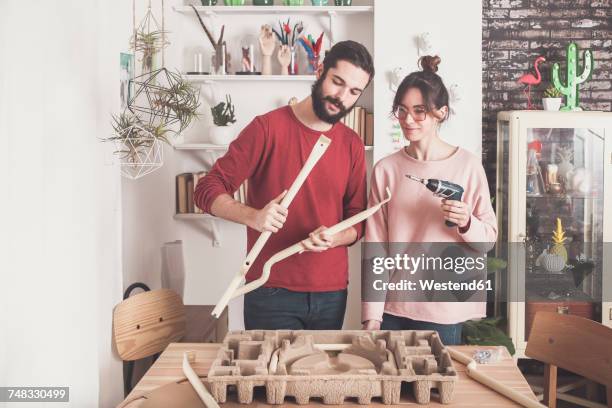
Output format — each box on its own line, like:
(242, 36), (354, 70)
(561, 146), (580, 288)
(128, 68), (200, 135)
(109, 114), (166, 180)
(130, 0), (169, 75)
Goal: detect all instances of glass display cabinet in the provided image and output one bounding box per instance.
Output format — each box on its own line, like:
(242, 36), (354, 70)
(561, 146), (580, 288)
(496, 111), (612, 358)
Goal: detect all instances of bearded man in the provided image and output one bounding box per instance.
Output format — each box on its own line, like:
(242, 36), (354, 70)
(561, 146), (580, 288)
(195, 40), (374, 330)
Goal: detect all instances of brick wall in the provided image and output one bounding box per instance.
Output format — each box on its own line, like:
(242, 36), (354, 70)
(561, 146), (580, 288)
(482, 0), (611, 194)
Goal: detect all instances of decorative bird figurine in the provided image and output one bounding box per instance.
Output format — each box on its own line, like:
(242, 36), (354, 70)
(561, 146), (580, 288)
(517, 56), (545, 110)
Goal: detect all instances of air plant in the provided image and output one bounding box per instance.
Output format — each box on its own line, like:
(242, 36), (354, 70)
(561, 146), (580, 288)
(105, 70), (200, 163)
(150, 79), (200, 133)
(211, 95), (236, 126)
(130, 29), (169, 73)
(107, 113), (169, 163)
(271, 18), (303, 46)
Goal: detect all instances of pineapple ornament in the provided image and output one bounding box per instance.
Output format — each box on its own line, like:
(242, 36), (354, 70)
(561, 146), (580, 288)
(550, 217), (568, 263)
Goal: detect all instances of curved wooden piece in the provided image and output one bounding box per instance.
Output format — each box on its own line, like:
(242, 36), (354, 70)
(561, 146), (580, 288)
(448, 347), (546, 408)
(211, 135), (332, 317)
(232, 187), (392, 298)
(183, 352), (220, 408)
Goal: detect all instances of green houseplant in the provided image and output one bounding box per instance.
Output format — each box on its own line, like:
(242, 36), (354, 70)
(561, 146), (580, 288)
(542, 85), (563, 111)
(209, 94), (237, 145)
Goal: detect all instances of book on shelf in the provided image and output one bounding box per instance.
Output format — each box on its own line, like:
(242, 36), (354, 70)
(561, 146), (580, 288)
(365, 111), (373, 146)
(176, 173), (193, 214)
(192, 171), (207, 214)
(176, 171), (248, 215)
(340, 106), (373, 147)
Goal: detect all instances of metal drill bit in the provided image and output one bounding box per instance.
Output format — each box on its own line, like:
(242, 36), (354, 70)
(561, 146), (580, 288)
(405, 174), (426, 184)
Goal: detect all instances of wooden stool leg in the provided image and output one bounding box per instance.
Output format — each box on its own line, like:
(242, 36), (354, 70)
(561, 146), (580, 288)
(543, 364), (557, 408)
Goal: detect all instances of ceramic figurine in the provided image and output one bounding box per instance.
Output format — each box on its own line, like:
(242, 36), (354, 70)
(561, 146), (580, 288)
(552, 42), (594, 111)
(259, 25), (276, 75)
(550, 218), (568, 263)
(517, 56), (545, 110)
(277, 45), (292, 75)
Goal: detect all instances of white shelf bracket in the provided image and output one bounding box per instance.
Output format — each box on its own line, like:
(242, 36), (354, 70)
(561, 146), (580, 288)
(327, 11), (337, 47)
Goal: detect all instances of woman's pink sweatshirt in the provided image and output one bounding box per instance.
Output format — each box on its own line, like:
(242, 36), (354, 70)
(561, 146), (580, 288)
(362, 147), (498, 325)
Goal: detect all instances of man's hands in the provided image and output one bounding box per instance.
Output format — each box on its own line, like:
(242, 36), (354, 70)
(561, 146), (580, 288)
(362, 320), (381, 330)
(301, 226), (333, 252)
(440, 199), (471, 229)
(249, 190), (288, 233)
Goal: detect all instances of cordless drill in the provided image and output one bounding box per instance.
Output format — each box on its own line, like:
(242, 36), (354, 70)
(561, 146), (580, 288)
(405, 175), (464, 227)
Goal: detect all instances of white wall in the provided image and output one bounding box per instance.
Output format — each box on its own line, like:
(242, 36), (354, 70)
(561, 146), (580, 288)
(0, 1), (127, 406)
(373, 0), (483, 162)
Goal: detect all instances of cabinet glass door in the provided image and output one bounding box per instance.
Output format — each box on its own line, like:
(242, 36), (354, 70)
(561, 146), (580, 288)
(523, 127), (604, 341)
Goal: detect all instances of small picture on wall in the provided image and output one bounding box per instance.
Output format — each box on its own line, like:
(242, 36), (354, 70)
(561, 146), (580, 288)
(120, 53), (134, 109)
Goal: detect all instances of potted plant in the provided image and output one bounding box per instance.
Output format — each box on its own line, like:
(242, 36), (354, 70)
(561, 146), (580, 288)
(209, 94), (237, 145)
(542, 85), (563, 111)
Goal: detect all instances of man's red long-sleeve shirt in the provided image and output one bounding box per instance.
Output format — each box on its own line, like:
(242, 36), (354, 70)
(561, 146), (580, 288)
(194, 106), (367, 292)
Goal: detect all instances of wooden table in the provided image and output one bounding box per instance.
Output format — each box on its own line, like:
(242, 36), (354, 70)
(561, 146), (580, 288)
(119, 343), (538, 407)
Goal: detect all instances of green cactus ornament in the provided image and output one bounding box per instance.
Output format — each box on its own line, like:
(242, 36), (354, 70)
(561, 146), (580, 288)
(551, 42), (594, 111)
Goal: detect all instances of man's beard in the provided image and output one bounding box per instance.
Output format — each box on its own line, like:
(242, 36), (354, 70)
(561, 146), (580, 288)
(311, 77), (355, 124)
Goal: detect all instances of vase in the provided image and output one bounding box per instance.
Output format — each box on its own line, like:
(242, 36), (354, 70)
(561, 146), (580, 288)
(542, 97), (562, 111)
(307, 54), (320, 74)
(201, 0), (217, 4)
(283, 0), (304, 5)
(311, 0), (328, 4)
(253, 0), (273, 4)
(288, 46), (298, 75)
(208, 125), (236, 145)
(211, 43), (227, 75)
(223, 0), (245, 5)
(542, 254), (565, 273)
(334, 0), (351, 4)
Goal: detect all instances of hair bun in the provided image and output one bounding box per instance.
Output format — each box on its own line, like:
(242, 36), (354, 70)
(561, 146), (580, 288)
(419, 55), (441, 73)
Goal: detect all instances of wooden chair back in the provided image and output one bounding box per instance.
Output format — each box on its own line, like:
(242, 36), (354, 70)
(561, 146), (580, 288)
(113, 288), (186, 361)
(525, 311), (612, 407)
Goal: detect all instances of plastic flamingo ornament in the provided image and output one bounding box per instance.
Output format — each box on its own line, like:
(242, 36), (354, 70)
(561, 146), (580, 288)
(517, 56), (545, 110)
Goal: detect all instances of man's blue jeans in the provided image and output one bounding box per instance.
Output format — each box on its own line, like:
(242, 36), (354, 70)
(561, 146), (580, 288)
(244, 287), (347, 330)
(381, 313), (463, 345)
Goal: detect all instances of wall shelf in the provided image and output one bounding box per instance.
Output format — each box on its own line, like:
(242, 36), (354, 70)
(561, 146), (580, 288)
(174, 5), (372, 46)
(174, 213), (216, 220)
(183, 74), (316, 83)
(174, 143), (228, 151)
(175, 142), (372, 151)
(173, 5), (373, 16)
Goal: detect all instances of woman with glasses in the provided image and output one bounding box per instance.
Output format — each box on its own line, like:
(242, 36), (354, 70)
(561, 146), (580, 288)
(361, 56), (497, 345)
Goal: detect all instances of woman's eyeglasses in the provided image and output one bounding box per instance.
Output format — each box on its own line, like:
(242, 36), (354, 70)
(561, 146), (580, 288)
(393, 105), (427, 122)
